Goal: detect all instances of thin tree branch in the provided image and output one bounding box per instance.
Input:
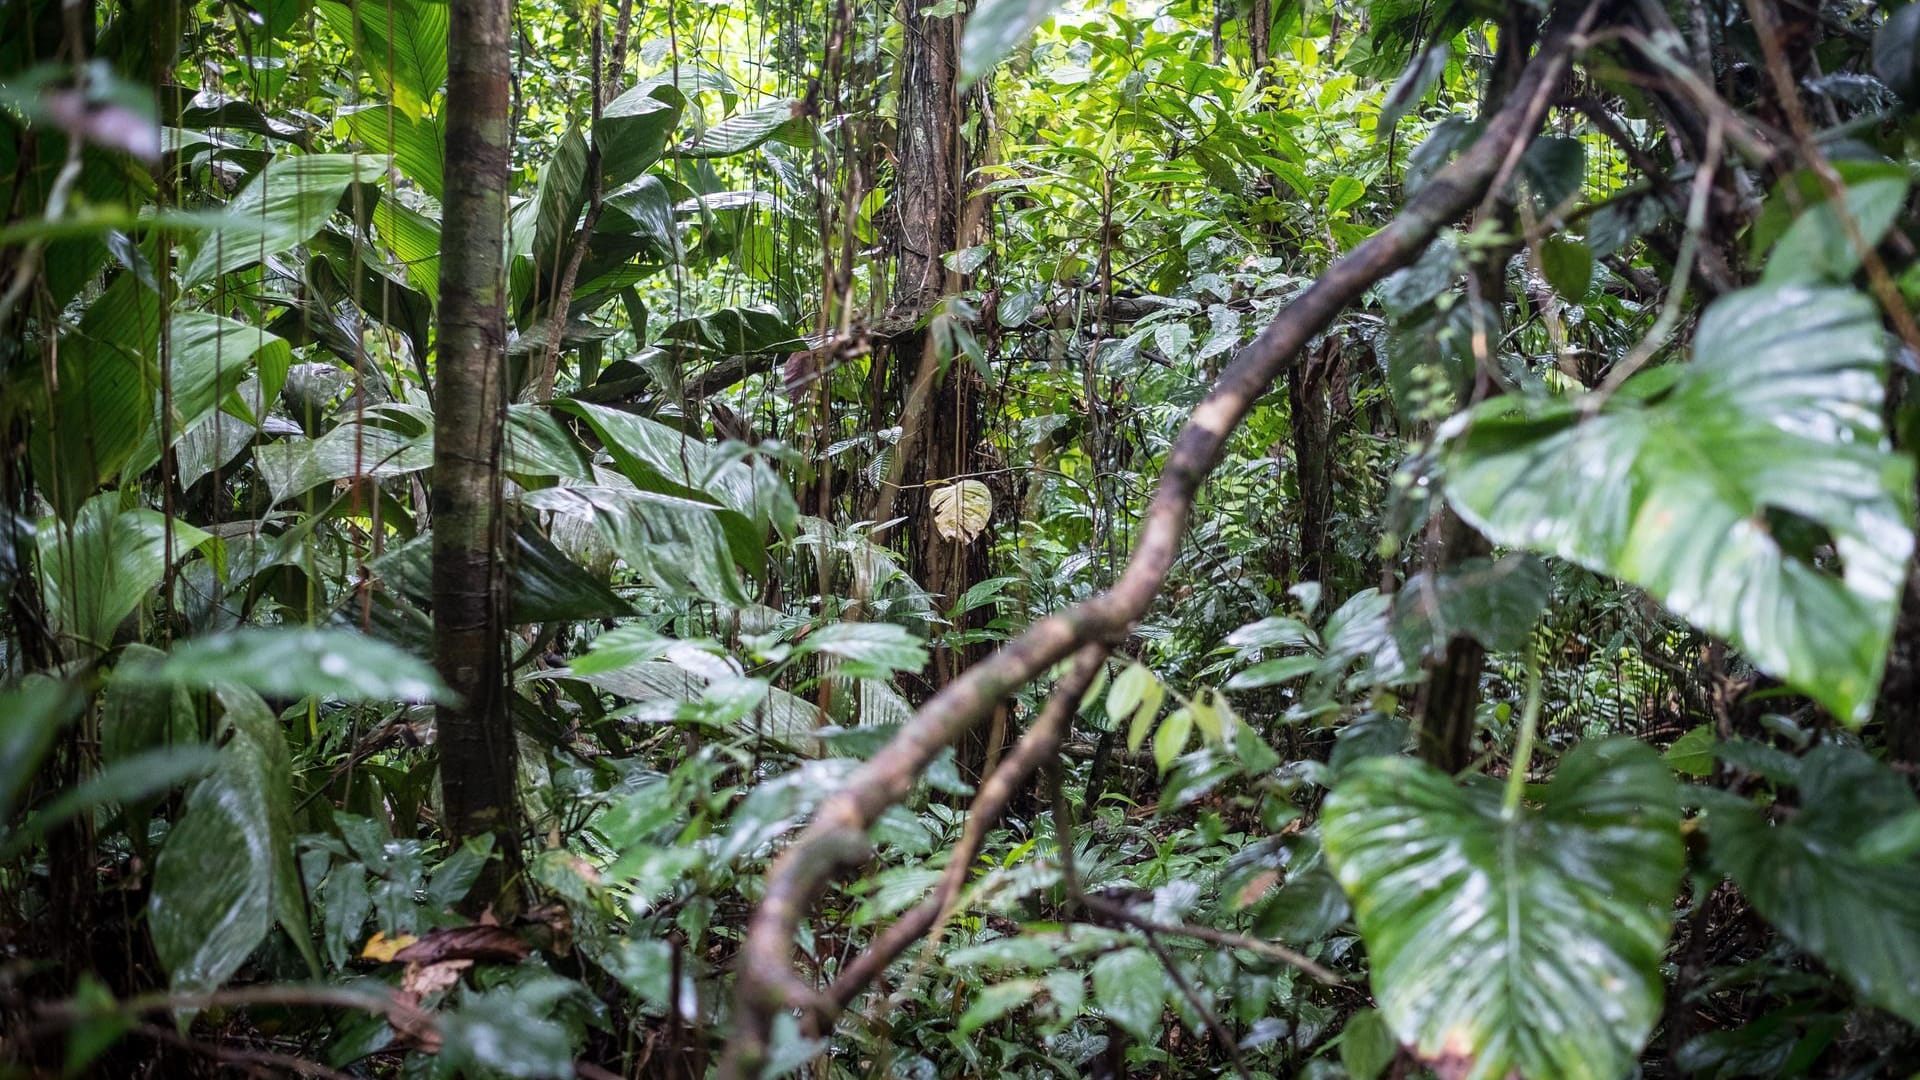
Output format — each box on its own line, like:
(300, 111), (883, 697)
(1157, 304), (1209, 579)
(823, 644), (1107, 1017)
(718, 7), (1596, 1073)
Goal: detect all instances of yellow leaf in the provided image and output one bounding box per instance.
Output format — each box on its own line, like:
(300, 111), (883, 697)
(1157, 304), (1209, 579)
(361, 931), (418, 962)
(930, 479), (992, 543)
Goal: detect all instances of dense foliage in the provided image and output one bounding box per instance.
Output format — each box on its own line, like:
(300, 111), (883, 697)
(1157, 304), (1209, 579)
(5, 0), (1920, 1077)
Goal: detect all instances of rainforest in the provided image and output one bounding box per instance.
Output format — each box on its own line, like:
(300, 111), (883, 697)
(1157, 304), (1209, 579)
(4, 0), (1920, 1077)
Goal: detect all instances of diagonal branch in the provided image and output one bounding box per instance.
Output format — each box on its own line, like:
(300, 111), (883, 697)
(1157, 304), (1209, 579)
(823, 643), (1108, 1017)
(718, 5), (1598, 1074)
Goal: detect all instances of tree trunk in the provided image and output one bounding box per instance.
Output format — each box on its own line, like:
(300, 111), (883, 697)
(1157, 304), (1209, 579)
(432, 0), (520, 911)
(880, 0), (994, 772)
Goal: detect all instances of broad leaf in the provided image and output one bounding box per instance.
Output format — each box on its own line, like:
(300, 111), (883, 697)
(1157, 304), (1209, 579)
(150, 686), (315, 991)
(1709, 744), (1920, 1025)
(136, 627), (449, 703)
(342, 105), (445, 199)
(1323, 739), (1685, 1080)
(1440, 283), (1915, 723)
(28, 274), (160, 517)
(1090, 946), (1165, 1042)
(37, 495), (214, 654)
(181, 155), (390, 286)
(315, 0), (449, 118)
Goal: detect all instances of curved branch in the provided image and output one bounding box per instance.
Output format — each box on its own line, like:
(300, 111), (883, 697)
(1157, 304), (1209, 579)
(720, 7), (1596, 1073)
(823, 643), (1108, 1017)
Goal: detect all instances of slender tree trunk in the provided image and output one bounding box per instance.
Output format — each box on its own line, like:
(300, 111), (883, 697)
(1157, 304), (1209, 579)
(432, 0), (520, 910)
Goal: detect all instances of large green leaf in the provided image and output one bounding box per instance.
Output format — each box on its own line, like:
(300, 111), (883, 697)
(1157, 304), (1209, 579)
(1439, 283), (1914, 724)
(597, 85), (681, 188)
(36, 495), (213, 653)
(149, 685), (316, 991)
(1323, 740), (1685, 1080)
(181, 155), (390, 287)
(341, 104), (445, 199)
(0, 680), (84, 824)
(252, 421), (433, 504)
(1755, 162), (1910, 286)
(28, 274), (160, 517)
(370, 189), (442, 303)
(674, 99), (809, 158)
(519, 484), (749, 606)
(555, 400), (768, 570)
(133, 627), (449, 703)
(315, 0), (449, 119)
(1709, 744), (1920, 1025)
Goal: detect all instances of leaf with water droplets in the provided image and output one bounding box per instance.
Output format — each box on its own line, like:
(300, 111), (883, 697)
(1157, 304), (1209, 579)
(128, 628), (449, 704)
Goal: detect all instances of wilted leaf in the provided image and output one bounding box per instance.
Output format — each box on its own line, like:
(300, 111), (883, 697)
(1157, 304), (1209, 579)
(930, 478), (993, 543)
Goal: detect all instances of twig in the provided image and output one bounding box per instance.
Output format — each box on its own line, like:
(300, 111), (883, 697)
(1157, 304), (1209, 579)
(718, 9), (1595, 1073)
(1078, 893), (1343, 987)
(1139, 929), (1255, 1080)
(133, 1022), (360, 1080)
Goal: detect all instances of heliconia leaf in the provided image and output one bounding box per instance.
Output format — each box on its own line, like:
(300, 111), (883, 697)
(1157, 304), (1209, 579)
(36, 495), (214, 654)
(1440, 283), (1915, 724)
(1323, 739), (1685, 1080)
(930, 479), (993, 543)
(181, 155), (391, 286)
(315, 0), (449, 119)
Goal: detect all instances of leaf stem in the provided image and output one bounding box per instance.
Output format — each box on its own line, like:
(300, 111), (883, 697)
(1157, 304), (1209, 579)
(1503, 646), (1543, 820)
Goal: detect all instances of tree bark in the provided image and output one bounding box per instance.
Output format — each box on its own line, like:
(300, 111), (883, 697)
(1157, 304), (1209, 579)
(432, 0), (520, 911)
(881, 0), (995, 771)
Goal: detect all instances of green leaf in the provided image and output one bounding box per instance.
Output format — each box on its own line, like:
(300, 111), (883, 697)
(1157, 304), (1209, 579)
(676, 99), (810, 157)
(556, 400), (768, 569)
(181, 155), (390, 287)
(1340, 1007), (1398, 1080)
(519, 484), (749, 606)
(1709, 744), (1920, 1025)
(29, 274), (160, 517)
(1153, 706), (1193, 772)
(1389, 554), (1550, 663)
(958, 979), (1044, 1035)
(1326, 175), (1366, 213)
(1760, 162), (1911, 286)
(1107, 662), (1152, 725)
(150, 686), (314, 992)
(1091, 947), (1165, 1042)
(439, 982), (579, 1079)
(1440, 283), (1915, 724)
(371, 191), (442, 303)
(138, 627), (448, 703)
(252, 421), (434, 504)
(341, 105), (444, 199)
(1539, 235), (1593, 301)
(1662, 725), (1715, 778)
(1225, 653), (1321, 690)
(0, 680), (84, 823)
(792, 622), (928, 676)
(37, 495), (214, 653)
(315, 0), (448, 119)
(598, 85), (682, 187)
(960, 0), (1064, 87)
(1323, 739), (1685, 1080)
(0, 745), (219, 863)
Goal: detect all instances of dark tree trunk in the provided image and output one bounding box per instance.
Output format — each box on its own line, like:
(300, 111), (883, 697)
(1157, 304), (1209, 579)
(432, 0), (520, 911)
(879, 0), (995, 772)
(1288, 340), (1335, 589)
